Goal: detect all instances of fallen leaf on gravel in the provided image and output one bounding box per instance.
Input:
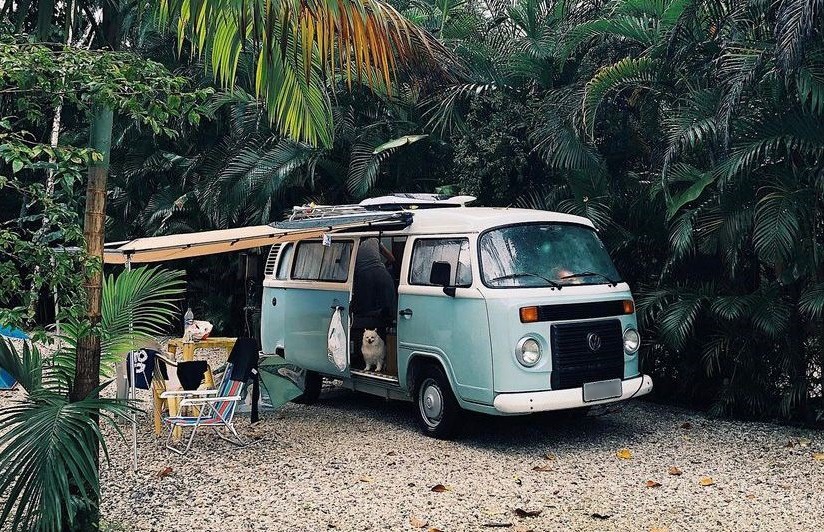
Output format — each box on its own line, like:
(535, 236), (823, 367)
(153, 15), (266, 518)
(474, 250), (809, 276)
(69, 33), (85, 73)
(698, 476), (715, 486)
(543, 453), (556, 460)
(746, 494), (756, 499)
(645, 480), (662, 488)
(410, 516), (427, 528)
(387, 451), (396, 456)
(513, 508), (542, 518)
(157, 466), (173, 478)
(532, 464), (552, 472)
(668, 466), (683, 476)
(591, 513), (611, 520)
(616, 448), (633, 460)
(812, 452), (824, 461)
(650, 527), (669, 532)
(431, 484), (450, 493)
(680, 422), (692, 429)
(514, 476), (522, 485)
(798, 438), (811, 447)
(358, 475), (373, 483)
(428, 528), (444, 532)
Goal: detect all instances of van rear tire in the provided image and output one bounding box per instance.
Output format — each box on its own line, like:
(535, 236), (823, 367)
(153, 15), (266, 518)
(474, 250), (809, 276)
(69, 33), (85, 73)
(414, 364), (461, 439)
(292, 370), (322, 405)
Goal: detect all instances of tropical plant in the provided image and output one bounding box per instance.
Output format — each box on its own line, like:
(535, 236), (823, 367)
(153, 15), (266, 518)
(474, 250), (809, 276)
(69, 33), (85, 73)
(0, 266), (184, 531)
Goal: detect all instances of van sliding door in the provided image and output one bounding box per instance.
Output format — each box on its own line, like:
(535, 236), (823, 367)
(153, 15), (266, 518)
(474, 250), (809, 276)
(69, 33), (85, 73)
(284, 240), (354, 377)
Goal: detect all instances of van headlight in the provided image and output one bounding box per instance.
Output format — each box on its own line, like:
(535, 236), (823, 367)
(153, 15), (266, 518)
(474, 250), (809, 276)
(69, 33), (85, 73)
(516, 337), (542, 367)
(623, 327), (640, 354)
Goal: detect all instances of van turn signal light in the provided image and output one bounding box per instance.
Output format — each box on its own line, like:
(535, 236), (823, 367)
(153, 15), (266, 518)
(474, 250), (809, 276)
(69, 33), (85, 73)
(519, 306), (539, 323)
(623, 300), (635, 314)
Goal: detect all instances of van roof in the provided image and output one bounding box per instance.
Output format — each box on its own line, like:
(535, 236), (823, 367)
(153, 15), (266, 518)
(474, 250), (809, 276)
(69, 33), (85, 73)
(378, 207), (594, 234)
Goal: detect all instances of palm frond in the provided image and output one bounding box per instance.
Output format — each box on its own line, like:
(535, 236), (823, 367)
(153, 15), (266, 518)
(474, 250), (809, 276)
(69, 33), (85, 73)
(774, 0), (823, 74)
(799, 283), (824, 320)
(156, 0), (453, 146)
(0, 340), (131, 532)
(582, 57), (660, 137)
(752, 183), (802, 265)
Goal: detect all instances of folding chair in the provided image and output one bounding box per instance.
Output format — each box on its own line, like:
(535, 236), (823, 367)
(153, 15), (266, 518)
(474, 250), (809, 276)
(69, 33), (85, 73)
(161, 362), (246, 455)
(151, 355), (215, 437)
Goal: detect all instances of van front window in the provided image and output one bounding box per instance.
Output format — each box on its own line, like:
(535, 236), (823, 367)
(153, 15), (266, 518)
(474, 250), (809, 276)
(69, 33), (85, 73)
(479, 223), (621, 288)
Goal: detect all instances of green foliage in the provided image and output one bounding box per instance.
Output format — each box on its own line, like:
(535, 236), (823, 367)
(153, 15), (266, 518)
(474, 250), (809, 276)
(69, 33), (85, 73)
(155, 0), (452, 146)
(0, 32), (210, 332)
(58, 266), (186, 375)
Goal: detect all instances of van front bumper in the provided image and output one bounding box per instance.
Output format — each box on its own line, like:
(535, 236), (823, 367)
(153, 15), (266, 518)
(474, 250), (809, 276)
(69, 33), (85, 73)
(492, 374), (653, 414)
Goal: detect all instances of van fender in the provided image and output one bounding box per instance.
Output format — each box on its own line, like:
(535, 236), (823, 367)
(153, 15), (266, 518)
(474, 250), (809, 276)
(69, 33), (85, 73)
(403, 349), (459, 400)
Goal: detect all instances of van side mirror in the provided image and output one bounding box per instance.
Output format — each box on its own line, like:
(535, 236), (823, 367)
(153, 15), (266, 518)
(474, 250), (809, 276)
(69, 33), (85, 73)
(429, 261), (456, 297)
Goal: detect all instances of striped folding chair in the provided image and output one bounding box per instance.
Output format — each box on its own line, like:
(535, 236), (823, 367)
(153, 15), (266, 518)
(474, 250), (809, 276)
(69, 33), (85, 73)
(161, 362), (246, 456)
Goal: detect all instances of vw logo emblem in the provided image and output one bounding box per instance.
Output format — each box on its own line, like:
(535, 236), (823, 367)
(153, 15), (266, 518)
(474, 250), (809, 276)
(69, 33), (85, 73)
(587, 332), (602, 352)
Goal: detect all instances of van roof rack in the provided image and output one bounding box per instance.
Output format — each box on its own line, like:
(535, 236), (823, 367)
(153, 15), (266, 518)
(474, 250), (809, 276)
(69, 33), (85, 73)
(288, 194), (475, 221)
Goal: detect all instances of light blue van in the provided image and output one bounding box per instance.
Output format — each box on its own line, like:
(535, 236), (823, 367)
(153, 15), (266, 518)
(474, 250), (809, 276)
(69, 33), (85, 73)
(260, 195), (652, 438)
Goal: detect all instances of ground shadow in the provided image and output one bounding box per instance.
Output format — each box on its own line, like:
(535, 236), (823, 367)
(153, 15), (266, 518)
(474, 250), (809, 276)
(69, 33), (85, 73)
(305, 386), (654, 456)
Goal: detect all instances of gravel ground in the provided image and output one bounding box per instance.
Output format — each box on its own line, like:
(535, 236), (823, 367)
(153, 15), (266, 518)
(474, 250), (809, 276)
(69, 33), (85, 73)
(3, 343), (824, 531)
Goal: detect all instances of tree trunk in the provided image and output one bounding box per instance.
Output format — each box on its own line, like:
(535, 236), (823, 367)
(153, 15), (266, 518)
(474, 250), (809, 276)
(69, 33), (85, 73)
(72, 104), (112, 401)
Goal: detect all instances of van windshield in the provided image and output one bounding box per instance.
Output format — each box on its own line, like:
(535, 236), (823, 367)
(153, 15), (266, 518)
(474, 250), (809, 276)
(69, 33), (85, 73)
(479, 223), (621, 288)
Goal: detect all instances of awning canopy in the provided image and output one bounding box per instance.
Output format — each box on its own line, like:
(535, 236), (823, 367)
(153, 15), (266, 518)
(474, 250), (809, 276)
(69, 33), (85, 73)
(103, 212), (413, 264)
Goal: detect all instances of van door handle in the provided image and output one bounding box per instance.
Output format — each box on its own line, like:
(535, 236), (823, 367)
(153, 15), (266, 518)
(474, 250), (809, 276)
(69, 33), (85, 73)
(399, 308), (413, 318)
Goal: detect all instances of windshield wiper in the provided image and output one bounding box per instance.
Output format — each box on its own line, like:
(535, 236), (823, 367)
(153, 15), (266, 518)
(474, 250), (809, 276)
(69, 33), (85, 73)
(489, 272), (562, 289)
(559, 271), (618, 287)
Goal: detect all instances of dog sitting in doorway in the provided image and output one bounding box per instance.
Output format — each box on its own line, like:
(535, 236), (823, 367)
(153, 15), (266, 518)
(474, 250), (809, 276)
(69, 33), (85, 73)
(361, 329), (386, 373)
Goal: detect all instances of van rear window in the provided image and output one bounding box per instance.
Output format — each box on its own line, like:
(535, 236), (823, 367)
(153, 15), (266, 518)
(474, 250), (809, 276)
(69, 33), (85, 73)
(292, 241), (353, 282)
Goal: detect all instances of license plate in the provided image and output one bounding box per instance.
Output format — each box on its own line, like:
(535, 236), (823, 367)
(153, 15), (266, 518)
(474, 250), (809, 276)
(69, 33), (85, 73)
(582, 379), (622, 402)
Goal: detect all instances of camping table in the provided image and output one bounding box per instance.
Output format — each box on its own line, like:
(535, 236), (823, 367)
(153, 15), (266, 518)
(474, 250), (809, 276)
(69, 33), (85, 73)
(166, 337), (237, 361)
(153, 337), (236, 439)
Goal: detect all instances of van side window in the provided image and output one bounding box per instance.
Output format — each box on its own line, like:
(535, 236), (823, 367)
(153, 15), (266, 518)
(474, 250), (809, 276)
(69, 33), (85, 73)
(292, 241), (353, 282)
(410, 238), (472, 287)
(275, 243), (293, 280)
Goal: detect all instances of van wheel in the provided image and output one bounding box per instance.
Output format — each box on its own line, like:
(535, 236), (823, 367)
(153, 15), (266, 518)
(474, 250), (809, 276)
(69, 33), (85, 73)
(292, 371), (322, 405)
(414, 365), (461, 439)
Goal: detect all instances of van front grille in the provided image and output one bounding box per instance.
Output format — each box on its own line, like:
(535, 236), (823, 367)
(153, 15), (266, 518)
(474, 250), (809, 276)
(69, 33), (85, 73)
(550, 319), (623, 390)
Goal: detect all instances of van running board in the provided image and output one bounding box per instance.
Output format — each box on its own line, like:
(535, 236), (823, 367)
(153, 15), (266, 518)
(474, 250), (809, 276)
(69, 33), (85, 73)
(350, 369), (399, 383)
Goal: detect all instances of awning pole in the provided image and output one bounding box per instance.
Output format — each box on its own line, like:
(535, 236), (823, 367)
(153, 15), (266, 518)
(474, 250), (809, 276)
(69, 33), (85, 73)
(126, 256), (138, 472)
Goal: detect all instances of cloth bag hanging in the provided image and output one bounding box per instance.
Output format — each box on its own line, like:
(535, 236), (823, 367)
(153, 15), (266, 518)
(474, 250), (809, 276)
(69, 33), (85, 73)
(327, 308), (347, 372)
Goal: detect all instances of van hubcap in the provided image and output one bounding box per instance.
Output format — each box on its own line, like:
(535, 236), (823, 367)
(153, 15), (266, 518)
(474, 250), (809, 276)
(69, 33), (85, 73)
(419, 378), (443, 427)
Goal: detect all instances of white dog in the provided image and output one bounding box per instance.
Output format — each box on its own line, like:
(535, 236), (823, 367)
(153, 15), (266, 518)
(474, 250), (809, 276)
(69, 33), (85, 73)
(361, 329), (386, 372)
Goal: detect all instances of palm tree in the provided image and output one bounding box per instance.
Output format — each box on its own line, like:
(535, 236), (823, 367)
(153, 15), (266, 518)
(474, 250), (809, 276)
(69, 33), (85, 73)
(0, 266), (185, 532)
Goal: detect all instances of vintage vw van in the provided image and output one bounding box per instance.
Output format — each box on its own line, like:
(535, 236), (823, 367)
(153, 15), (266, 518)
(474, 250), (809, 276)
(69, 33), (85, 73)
(260, 195), (652, 438)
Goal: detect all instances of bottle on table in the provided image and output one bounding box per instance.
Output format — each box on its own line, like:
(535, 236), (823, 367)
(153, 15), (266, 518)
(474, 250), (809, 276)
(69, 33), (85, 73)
(184, 306), (194, 335)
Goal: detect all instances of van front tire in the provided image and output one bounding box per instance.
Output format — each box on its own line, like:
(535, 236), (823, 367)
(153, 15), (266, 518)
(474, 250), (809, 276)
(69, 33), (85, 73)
(292, 370), (322, 405)
(414, 364), (461, 439)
